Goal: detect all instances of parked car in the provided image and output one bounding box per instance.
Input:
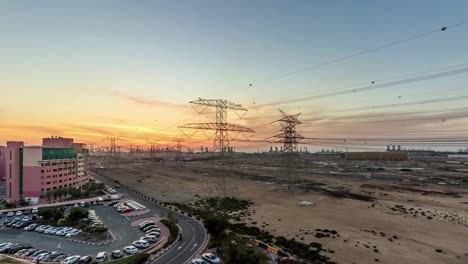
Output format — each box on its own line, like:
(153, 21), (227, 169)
(108, 201), (119, 206)
(132, 240), (149, 248)
(145, 227), (161, 234)
(24, 223), (38, 231)
(202, 253), (221, 264)
(147, 231), (161, 238)
(66, 229), (82, 237)
(123, 246), (138, 255)
(23, 209), (32, 214)
(192, 259), (209, 264)
(31, 249), (49, 258)
(64, 255), (81, 264)
(45, 252), (63, 261)
(31, 207), (38, 214)
(141, 235), (158, 243)
(53, 254), (70, 262)
(138, 220), (152, 228)
(15, 211), (23, 216)
(142, 224), (157, 232)
(111, 250), (124, 259)
(78, 255), (93, 264)
(95, 252), (107, 263)
(7, 212), (14, 217)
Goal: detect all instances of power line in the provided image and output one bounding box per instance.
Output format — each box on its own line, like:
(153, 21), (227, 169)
(255, 66), (468, 108)
(251, 20), (468, 85)
(329, 95), (468, 113)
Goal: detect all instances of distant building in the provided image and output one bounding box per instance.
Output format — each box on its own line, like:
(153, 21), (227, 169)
(0, 137), (90, 204)
(341, 151), (408, 161)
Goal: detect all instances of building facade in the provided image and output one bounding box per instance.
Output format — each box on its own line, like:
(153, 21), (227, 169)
(0, 137), (90, 204)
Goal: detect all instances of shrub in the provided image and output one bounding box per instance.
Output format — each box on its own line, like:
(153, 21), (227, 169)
(57, 218), (68, 226)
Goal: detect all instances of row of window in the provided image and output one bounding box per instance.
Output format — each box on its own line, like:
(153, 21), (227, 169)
(41, 180), (88, 192)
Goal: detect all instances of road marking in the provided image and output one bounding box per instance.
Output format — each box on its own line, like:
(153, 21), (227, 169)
(57, 243), (61, 249)
(163, 223), (196, 264)
(190, 243), (197, 251)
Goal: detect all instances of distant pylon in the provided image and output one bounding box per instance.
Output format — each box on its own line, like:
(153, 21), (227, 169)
(267, 109), (304, 191)
(179, 98), (255, 197)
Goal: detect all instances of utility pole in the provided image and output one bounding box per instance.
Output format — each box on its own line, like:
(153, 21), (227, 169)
(179, 98), (254, 197)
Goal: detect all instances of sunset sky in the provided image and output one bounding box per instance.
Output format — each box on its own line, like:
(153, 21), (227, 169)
(1, 1), (468, 152)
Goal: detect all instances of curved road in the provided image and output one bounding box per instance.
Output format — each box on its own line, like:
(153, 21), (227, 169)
(94, 173), (208, 264)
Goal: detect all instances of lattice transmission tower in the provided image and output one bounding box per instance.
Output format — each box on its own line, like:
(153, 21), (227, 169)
(268, 109), (304, 191)
(179, 98), (254, 152)
(179, 98), (254, 197)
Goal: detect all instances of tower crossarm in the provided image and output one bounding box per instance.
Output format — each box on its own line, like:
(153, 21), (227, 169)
(189, 98), (248, 111)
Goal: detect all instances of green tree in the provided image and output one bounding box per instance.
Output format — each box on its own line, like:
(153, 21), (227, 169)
(39, 207), (54, 220)
(53, 210), (64, 222)
(222, 237), (269, 264)
(167, 211), (176, 223)
(68, 207), (88, 222)
(205, 214), (229, 238)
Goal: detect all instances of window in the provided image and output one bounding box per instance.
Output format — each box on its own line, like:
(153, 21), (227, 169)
(9, 183), (11, 198)
(9, 150), (12, 160)
(41, 170), (44, 173)
(46, 182), (50, 184)
(9, 163), (11, 179)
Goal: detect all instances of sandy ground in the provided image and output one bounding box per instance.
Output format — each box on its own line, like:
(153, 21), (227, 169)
(92, 155), (468, 264)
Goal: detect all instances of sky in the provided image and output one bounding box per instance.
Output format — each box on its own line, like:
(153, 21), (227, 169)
(1, 0), (468, 152)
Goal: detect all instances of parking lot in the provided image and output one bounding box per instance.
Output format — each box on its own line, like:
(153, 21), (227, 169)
(0, 197), (167, 262)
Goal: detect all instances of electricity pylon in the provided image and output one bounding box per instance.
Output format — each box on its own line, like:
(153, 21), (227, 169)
(179, 98), (254, 197)
(179, 98), (254, 151)
(267, 109), (304, 191)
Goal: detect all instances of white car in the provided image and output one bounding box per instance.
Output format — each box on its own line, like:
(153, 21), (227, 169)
(95, 252), (107, 262)
(138, 220), (151, 228)
(31, 207), (38, 214)
(141, 235), (158, 243)
(123, 246), (138, 255)
(22, 216), (30, 222)
(7, 212), (14, 217)
(15, 211), (23, 216)
(132, 240), (149, 248)
(63, 255), (81, 264)
(24, 223), (38, 231)
(33, 253), (50, 260)
(66, 229), (81, 237)
(202, 253), (221, 264)
(145, 227), (161, 233)
(192, 259), (209, 264)
(147, 231), (161, 238)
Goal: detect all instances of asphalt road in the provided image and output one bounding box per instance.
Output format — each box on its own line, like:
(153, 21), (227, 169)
(93, 172), (208, 264)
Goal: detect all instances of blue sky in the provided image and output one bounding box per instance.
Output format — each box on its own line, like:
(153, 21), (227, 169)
(1, 1), (468, 150)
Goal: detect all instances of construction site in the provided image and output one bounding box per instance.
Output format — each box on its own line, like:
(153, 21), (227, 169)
(90, 98), (468, 264)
